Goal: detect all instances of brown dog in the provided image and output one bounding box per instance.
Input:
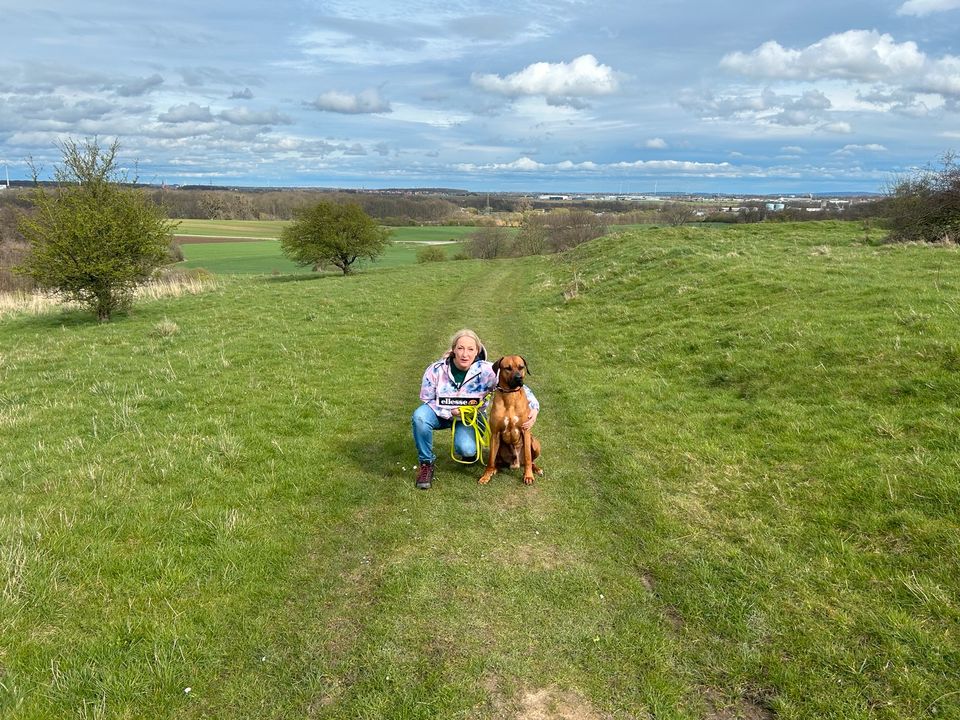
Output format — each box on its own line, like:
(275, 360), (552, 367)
(479, 355), (542, 485)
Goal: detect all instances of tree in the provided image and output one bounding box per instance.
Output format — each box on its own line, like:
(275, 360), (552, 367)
(280, 201), (390, 275)
(543, 209), (607, 252)
(512, 213), (548, 256)
(16, 138), (175, 321)
(884, 152), (960, 243)
(659, 202), (696, 226)
(466, 225), (511, 259)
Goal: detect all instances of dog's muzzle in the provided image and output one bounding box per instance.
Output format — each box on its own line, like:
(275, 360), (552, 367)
(508, 373), (524, 388)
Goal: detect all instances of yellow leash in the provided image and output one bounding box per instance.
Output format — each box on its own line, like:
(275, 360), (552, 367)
(450, 398), (491, 464)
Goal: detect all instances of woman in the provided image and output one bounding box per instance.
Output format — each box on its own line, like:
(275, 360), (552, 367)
(412, 329), (538, 490)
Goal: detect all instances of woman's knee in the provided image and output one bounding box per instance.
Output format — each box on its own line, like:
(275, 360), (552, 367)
(454, 433), (477, 458)
(412, 404), (436, 430)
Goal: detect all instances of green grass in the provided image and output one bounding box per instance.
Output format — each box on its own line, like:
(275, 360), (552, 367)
(177, 239), (470, 274)
(1, 221), (958, 719)
(175, 222), (479, 274)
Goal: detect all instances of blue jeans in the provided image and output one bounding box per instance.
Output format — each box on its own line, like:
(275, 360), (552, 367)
(412, 403), (479, 464)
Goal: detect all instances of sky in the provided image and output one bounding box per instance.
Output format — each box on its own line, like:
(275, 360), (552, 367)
(2, 0), (960, 193)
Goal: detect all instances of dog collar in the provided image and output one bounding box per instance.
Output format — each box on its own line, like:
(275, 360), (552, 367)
(496, 386), (524, 394)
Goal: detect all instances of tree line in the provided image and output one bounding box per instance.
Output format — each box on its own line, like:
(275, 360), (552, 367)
(3, 138), (958, 318)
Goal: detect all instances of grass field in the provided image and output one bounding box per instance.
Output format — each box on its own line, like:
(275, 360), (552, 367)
(175, 221), (478, 274)
(1, 221), (958, 719)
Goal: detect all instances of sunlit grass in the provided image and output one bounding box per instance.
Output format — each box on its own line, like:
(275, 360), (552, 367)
(1, 221), (958, 719)
(0, 274), (217, 318)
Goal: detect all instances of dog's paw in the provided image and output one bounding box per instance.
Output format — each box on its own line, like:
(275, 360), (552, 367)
(523, 475), (535, 485)
(478, 472), (495, 485)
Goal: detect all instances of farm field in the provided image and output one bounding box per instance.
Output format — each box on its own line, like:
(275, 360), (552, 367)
(174, 220), (479, 274)
(1, 222), (958, 719)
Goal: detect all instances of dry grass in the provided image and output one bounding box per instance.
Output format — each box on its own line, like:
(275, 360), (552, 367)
(0, 274), (216, 319)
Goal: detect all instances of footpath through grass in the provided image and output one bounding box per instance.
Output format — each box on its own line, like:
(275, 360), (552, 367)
(1, 221), (958, 719)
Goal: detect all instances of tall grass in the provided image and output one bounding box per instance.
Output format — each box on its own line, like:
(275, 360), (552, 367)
(0, 274), (216, 318)
(1, 221), (957, 719)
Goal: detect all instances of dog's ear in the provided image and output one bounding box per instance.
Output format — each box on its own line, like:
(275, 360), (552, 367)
(521, 356), (531, 375)
(492, 357), (503, 373)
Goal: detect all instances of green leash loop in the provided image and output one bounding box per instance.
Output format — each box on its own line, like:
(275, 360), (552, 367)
(450, 398), (491, 464)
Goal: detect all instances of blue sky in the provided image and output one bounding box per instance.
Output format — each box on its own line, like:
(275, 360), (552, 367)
(2, 0), (960, 193)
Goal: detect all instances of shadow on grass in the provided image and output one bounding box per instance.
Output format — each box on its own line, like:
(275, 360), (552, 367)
(0, 307), (116, 332)
(341, 425), (482, 484)
(261, 272), (338, 284)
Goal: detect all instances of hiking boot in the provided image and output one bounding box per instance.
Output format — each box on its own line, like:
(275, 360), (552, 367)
(415, 461), (435, 490)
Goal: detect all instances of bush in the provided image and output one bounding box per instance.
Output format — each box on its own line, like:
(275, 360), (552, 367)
(466, 226), (512, 259)
(416, 246), (447, 263)
(513, 210), (607, 255)
(16, 138), (175, 320)
(0, 204), (33, 293)
(168, 240), (184, 263)
(885, 152), (960, 243)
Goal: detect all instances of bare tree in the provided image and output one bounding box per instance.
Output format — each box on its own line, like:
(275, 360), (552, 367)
(659, 202), (696, 226)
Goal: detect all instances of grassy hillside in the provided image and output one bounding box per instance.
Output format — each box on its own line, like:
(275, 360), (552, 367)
(1, 222), (957, 719)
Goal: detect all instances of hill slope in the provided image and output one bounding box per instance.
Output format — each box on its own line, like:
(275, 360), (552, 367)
(1, 222), (957, 719)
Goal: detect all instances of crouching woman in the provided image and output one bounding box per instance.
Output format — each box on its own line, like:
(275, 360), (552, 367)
(411, 329), (538, 490)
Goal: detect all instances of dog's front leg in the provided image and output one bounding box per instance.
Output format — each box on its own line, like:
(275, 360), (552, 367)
(479, 432), (500, 485)
(521, 430), (534, 485)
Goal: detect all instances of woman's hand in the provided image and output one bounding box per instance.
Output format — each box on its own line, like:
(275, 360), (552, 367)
(522, 408), (538, 431)
(451, 408), (460, 417)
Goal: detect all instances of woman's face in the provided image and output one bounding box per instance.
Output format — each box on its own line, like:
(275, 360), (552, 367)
(452, 336), (479, 371)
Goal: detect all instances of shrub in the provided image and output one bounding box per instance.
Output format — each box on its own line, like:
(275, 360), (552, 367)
(513, 210), (607, 255)
(885, 152), (960, 243)
(466, 226), (512, 259)
(416, 246), (447, 263)
(16, 138), (175, 321)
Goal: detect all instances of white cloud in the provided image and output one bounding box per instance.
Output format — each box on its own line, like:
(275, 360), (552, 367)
(611, 159), (737, 175)
(218, 108), (292, 125)
(471, 55), (620, 101)
(820, 121), (854, 134)
(832, 143), (888, 155)
(897, 0), (960, 16)
(781, 146), (807, 154)
(456, 157), (601, 172)
(116, 73), (163, 97)
(679, 87), (833, 127)
(645, 137), (668, 149)
(308, 89), (391, 114)
(721, 30), (926, 81)
(158, 103), (213, 123)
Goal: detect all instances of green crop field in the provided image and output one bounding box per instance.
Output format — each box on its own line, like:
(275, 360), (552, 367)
(2, 221), (958, 719)
(174, 221), (479, 274)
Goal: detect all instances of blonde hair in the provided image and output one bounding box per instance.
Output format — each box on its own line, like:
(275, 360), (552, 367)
(449, 328), (482, 352)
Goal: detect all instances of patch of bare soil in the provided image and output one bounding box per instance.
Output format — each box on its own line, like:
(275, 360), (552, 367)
(479, 679), (614, 720)
(515, 687), (611, 720)
(702, 688), (774, 720)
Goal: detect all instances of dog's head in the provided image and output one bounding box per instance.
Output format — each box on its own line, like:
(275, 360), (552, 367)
(492, 355), (530, 389)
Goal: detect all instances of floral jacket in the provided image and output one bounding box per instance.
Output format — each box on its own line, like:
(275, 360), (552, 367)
(419, 356), (540, 420)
